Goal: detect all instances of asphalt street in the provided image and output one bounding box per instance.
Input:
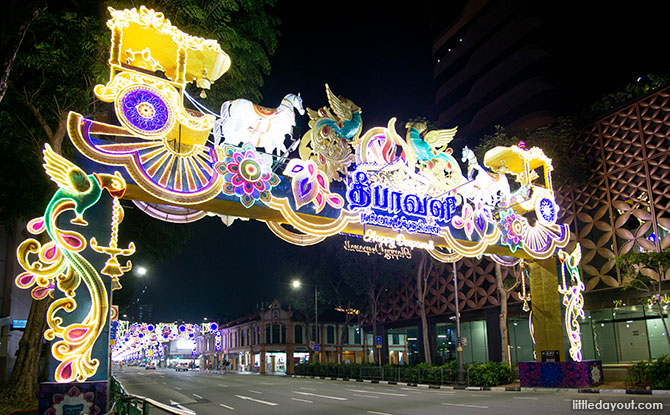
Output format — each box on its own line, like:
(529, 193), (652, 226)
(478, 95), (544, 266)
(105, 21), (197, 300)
(112, 366), (670, 415)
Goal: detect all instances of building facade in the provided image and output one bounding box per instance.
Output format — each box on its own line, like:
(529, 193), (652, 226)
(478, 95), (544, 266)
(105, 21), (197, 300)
(197, 300), (369, 374)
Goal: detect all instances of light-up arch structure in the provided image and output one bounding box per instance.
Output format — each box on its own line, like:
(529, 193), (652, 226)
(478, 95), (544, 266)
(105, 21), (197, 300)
(13, 5), (585, 405)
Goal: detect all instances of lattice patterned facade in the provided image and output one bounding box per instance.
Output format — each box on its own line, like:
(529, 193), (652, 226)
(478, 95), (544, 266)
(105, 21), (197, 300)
(375, 86), (670, 325)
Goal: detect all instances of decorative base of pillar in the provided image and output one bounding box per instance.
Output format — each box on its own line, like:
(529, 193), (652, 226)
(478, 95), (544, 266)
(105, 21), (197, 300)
(38, 381), (108, 415)
(519, 360), (603, 388)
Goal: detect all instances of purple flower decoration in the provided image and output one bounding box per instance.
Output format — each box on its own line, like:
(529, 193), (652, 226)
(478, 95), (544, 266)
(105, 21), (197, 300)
(499, 208), (526, 252)
(216, 142), (280, 208)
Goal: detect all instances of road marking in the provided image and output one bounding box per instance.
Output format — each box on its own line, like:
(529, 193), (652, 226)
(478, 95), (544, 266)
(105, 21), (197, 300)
(347, 389), (408, 397)
(367, 411), (393, 415)
(235, 395), (278, 406)
(400, 388), (422, 393)
(218, 384), (229, 387)
(248, 390), (262, 394)
(175, 387), (182, 391)
(193, 394), (203, 399)
(169, 400), (195, 414)
(353, 394), (379, 399)
(514, 397), (539, 400)
(260, 382), (275, 385)
(160, 375), (165, 378)
(291, 397), (313, 403)
(442, 403), (489, 409)
(219, 403), (234, 410)
(293, 391), (348, 401)
(300, 387), (316, 391)
(162, 382), (167, 385)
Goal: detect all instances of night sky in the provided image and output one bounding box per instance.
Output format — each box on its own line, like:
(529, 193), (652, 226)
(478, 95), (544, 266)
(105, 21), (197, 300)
(136, 1), (670, 323)
(141, 1), (439, 323)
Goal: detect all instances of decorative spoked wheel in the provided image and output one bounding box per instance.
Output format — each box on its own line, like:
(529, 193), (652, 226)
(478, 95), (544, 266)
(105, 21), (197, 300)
(535, 195), (559, 226)
(115, 84), (175, 138)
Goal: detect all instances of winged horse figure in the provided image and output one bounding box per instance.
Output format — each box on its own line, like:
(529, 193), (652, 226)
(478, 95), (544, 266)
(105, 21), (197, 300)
(213, 93), (305, 155)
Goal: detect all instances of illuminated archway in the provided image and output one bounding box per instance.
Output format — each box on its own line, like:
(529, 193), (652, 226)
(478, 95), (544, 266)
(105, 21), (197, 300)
(13, 5), (584, 406)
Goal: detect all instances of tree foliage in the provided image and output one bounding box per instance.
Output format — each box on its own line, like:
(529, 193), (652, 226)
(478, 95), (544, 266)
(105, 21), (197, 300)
(616, 249), (670, 292)
(473, 117), (587, 187)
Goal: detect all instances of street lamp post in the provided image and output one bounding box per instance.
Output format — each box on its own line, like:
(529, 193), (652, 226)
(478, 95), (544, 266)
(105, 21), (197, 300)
(453, 262), (464, 384)
(291, 280), (318, 362)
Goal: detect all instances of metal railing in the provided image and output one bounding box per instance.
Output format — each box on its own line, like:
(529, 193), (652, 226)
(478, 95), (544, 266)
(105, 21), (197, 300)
(108, 376), (195, 415)
(294, 365), (468, 386)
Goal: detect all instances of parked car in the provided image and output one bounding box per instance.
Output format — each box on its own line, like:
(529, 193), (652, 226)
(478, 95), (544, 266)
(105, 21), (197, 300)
(175, 363), (189, 372)
(139, 362), (146, 367)
(145, 362), (156, 370)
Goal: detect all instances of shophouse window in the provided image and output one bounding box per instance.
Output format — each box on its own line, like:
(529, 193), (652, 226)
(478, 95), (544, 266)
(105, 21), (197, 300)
(295, 325), (303, 344)
(392, 333), (400, 345)
(343, 327), (349, 344)
(272, 324), (281, 344)
(241, 329), (245, 346)
(327, 326), (335, 344)
(354, 327), (361, 344)
(265, 324), (271, 344)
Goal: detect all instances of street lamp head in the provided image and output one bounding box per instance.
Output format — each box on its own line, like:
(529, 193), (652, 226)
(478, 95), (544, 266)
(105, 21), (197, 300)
(291, 279), (301, 289)
(136, 266), (147, 276)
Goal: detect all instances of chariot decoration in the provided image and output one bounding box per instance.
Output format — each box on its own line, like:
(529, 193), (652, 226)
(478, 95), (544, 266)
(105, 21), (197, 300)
(14, 5), (581, 389)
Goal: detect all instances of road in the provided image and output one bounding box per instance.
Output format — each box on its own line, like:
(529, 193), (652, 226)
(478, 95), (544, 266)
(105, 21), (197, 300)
(113, 366), (670, 415)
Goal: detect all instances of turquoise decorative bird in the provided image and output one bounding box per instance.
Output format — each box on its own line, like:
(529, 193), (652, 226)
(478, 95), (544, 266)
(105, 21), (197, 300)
(43, 144), (126, 226)
(406, 121), (458, 163)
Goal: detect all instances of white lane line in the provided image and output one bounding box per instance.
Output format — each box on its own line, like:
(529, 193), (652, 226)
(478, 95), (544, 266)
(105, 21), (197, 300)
(175, 387), (182, 391)
(162, 382), (167, 385)
(218, 384), (229, 387)
(514, 397), (539, 400)
(291, 397), (313, 403)
(248, 390), (262, 394)
(169, 400), (195, 414)
(293, 391), (348, 401)
(300, 387), (316, 391)
(346, 389), (408, 397)
(353, 394), (379, 399)
(235, 395), (278, 406)
(442, 403), (489, 409)
(367, 411), (393, 415)
(193, 394), (203, 399)
(260, 382), (275, 385)
(219, 403), (235, 410)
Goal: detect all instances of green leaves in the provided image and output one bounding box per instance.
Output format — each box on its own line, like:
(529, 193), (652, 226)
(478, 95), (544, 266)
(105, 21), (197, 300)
(473, 118), (587, 187)
(616, 249), (670, 291)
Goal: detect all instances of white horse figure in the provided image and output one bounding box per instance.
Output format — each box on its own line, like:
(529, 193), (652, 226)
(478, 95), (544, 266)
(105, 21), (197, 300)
(213, 93), (304, 155)
(460, 146), (511, 207)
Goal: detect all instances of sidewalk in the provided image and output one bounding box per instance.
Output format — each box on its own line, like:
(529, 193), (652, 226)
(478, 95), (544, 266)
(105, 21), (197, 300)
(290, 375), (670, 396)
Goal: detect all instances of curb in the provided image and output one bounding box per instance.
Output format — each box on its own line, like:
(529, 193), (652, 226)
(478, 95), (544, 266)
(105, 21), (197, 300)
(290, 375), (669, 396)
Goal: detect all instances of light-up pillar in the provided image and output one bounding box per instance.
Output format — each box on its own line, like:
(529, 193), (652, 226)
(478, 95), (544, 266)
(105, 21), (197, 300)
(528, 258), (565, 362)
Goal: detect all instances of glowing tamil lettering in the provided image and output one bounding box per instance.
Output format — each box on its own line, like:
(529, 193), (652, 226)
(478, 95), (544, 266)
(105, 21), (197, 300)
(347, 171), (457, 235)
(362, 229), (435, 251)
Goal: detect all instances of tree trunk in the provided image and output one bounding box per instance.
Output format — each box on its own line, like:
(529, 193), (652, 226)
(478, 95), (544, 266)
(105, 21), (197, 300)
(417, 253), (432, 365)
(0, 1), (46, 103)
(1, 295), (52, 405)
(655, 296), (670, 351)
(370, 294), (378, 364)
(495, 263), (510, 365)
